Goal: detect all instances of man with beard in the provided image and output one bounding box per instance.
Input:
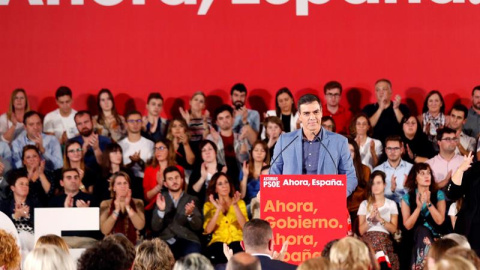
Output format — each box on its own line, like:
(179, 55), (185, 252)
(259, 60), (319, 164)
(231, 83), (260, 145)
(463, 85), (480, 138)
(151, 166), (202, 259)
(447, 104), (476, 156)
(11, 111), (63, 171)
(73, 111), (111, 170)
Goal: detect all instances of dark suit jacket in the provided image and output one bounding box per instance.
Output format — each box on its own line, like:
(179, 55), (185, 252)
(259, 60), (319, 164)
(151, 191), (202, 244)
(255, 255), (297, 270)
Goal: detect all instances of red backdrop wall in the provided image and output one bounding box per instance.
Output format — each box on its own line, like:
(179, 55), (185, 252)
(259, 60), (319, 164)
(0, 1), (477, 119)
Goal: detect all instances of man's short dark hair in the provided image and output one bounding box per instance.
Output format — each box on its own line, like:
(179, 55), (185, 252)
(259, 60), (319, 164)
(147, 92), (164, 103)
(23, 111), (41, 125)
(125, 110), (142, 120)
(436, 127), (457, 141)
(55, 86), (72, 99)
(6, 169), (28, 187)
(323, 81), (342, 94)
(62, 168), (79, 179)
(163, 166), (182, 181)
(242, 219), (272, 249)
(472, 85), (480, 96)
(450, 104), (469, 119)
(384, 135), (403, 146)
(214, 105), (234, 121)
(74, 110), (92, 122)
(77, 240), (129, 270)
(297, 94), (322, 112)
(375, 78), (392, 88)
(231, 83), (247, 96)
(103, 234), (136, 269)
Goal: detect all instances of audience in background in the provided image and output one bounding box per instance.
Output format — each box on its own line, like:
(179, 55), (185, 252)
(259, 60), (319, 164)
(43, 86), (78, 144)
(264, 87), (299, 136)
(321, 115), (336, 133)
(419, 90), (446, 150)
(447, 104), (476, 156)
(0, 88), (29, 143)
(463, 85), (480, 138)
(166, 118), (196, 170)
(346, 137), (369, 226)
(63, 139), (96, 194)
(323, 81), (351, 135)
(179, 91), (211, 144)
(400, 115), (436, 163)
(350, 113), (383, 170)
(93, 88), (127, 142)
(142, 92), (169, 142)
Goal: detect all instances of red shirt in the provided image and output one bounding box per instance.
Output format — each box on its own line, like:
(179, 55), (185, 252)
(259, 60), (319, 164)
(323, 105), (352, 135)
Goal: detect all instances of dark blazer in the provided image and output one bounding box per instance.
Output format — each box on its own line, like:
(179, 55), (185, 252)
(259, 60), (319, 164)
(256, 255), (297, 270)
(151, 191), (202, 244)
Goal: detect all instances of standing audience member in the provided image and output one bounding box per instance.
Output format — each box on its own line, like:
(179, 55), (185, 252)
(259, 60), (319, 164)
(323, 81), (352, 135)
(166, 118), (195, 170)
(93, 88), (127, 142)
(23, 245), (75, 270)
(240, 141), (270, 208)
(204, 172), (248, 265)
(226, 252), (261, 270)
(264, 87), (299, 136)
(463, 85), (480, 138)
(0, 88), (29, 143)
(151, 166), (203, 259)
(11, 111), (63, 171)
(142, 92), (169, 142)
(446, 104), (477, 156)
(0, 142), (12, 201)
(401, 163), (446, 269)
(43, 86), (78, 144)
(419, 90), (446, 150)
(262, 116), (283, 160)
(78, 240), (131, 270)
(350, 113), (383, 169)
(400, 115), (436, 163)
(63, 139), (96, 194)
(0, 229), (21, 270)
(179, 91), (211, 143)
(99, 171), (145, 244)
(362, 79), (410, 144)
(133, 238), (175, 270)
(173, 253), (214, 270)
(231, 83), (260, 137)
(358, 171), (399, 270)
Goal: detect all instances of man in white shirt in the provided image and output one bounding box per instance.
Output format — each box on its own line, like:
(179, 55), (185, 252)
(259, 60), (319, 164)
(43, 86), (78, 144)
(447, 104), (476, 156)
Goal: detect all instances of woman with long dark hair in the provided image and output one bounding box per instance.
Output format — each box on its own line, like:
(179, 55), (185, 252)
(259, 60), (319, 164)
(21, 145), (54, 206)
(418, 90), (446, 145)
(349, 113), (383, 169)
(93, 88), (127, 142)
(262, 87), (299, 139)
(401, 115), (436, 164)
(347, 137), (370, 227)
(240, 140), (270, 206)
(63, 139), (96, 194)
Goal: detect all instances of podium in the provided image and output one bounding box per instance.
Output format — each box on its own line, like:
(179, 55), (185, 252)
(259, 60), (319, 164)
(260, 174), (347, 265)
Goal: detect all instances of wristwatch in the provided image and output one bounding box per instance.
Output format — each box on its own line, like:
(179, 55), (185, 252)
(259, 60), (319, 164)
(427, 203), (432, 208)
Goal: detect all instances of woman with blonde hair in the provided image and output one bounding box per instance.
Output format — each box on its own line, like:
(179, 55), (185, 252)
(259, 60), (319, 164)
(297, 257), (330, 270)
(133, 238), (175, 270)
(431, 255), (476, 270)
(0, 88), (30, 143)
(329, 237), (373, 270)
(23, 245), (75, 270)
(173, 253), (214, 270)
(0, 229), (21, 270)
(35, 234), (70, 253)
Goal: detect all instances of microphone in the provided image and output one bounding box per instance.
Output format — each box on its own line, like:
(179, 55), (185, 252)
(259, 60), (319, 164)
(315, 131), (339, 175)
(269, 135), (299, 174)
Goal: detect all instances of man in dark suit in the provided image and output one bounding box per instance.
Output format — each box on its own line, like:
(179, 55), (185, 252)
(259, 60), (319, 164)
(151, 166), (203, 259)
(241, 219), (297, 270)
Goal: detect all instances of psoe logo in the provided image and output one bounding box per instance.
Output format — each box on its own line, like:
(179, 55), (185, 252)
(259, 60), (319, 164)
(263, 177), (280, 188)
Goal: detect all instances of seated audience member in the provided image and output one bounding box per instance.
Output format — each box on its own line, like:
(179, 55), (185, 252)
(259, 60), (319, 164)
(49, 168), (97, 248)
(151, 166), (202, 259)
(142, 92), (169, 142)
(133, 238), (175, 270)
(426, 238), (459, 270)
(347, 137), (370, 225)
(143, 139), (181, 212)
(350, 113), (383, 170)
(362, 79), (410, 144)
(103, 234), (136, 269)
(166, 118), (195, 170)
(358, 171), (399, 270)
(226, 252), (261, 270)
(419, 90), (446, 147)
(431, 255), (476, 270)
(443, 233), (471, 249)
(0, 88), (29, 143)
(23, 245), (75, 270)
(230, 83), (260, 137)
(445, 247), (480, 268)
(463, 85), (480, 138)
(447, 104), (476, 156)
(401, 163), (446, 269)
(204, 172), (248, 265)
(264, 87), (299, 137)
(43, 86), (78, 144)
(72, 110), (111, 170)
(240, 141), (270, 209)
(99, 171), (145, 244)
(426, 127), (464, 189)
(93, 142), (137, 205)
(35, 234), (70, 253)
(0, 229), (21, 270)
(173, 253), (214, 270)
(240, 219), (296, 270)
(321, 115), (336, 133)
(400, 115), (436, 163)
(188, 140), (226, 205)
(179, 91), (212, 144)
(119, 110), (153, 179)
(297, 257), (330, 270)
(63, 139), (97, 194)
(0, 169), (40, 255)
(329, 237), (375, 270)
(12, 111), (63, 171)
(93, 88), (127, 142)
(323, 80), (352, 135)
(207, 105), (249, 188)
(373, 135), (413, 204)
(78, 239), (131, 270)
(262, 116), (283, 160)
(20, 145), (55, 206)
(0, 141), (12, 201)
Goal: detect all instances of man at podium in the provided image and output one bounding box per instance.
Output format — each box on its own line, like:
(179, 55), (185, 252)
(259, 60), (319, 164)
(270, 94), (358, 196)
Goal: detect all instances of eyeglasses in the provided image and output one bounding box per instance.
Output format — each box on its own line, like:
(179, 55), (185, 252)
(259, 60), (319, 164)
(385, 147), (401, 152)
(325, 93), (341, 98)
(441, 137), (459, 142)
(127, 119), (142, 124)
(67, 148), (82, 153)
(154, 146), (167, 151)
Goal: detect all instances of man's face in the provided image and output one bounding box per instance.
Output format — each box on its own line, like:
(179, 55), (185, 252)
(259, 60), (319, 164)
(216, 110), (233, 131)
(231, 90), (246, 109)
(375, 81), (392, 103)
(126, 114), (142, 134)
(324, 88), (341, 107)
(56, 95), (73, 115)
(25, 114), (43, 137)
(473, 89), (480, 110)
(61, 171), (80, 193)
(385, 141), (402, 163)
(146, 98), (163, 117)
(438, 132), (458, 154)
(164, 171), (184, 192)
(448, 109), (466, 131)
(299, 101), (323, 134)
(75, 114), (93, 137)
